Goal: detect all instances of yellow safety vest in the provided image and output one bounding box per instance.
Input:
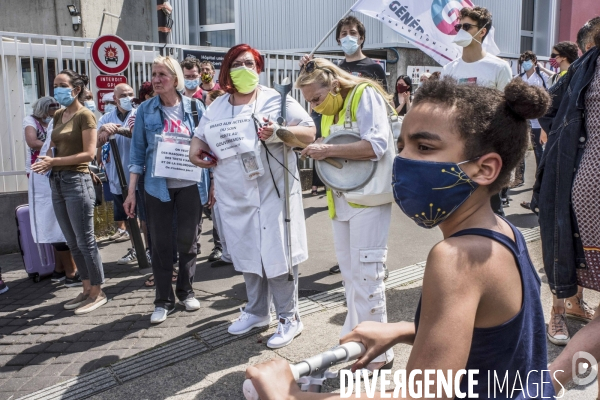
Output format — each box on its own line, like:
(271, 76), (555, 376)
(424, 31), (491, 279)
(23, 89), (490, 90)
(320, 83), (370, 219)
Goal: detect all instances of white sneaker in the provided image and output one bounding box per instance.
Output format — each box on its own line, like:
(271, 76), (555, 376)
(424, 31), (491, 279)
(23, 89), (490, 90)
(109, 228), (128, 242)
(117, 248), (137, 265)
(179, 297), (200, 311)
(267, 315), (303, 349)
(228, 308), (271, 335)
(150, 306), (175, 324)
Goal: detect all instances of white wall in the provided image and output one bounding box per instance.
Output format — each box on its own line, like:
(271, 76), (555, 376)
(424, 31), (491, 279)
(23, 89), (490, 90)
(236, 0), (549, 58)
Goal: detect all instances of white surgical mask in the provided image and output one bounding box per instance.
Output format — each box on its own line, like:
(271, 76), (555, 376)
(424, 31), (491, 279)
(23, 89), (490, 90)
(84, 100), (96, 112)
(119, 96), (134, 112)
(104, 103), (116, 114)
(452, 27), (483, 47)
(341, 35), (360, 55)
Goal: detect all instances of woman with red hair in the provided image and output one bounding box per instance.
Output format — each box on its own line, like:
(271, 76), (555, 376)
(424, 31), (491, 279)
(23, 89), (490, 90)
(190, 44), (316, 348)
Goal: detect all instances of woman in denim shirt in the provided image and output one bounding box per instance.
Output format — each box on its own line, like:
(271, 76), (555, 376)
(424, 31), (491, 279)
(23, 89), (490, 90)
(123, 56), (207, 324)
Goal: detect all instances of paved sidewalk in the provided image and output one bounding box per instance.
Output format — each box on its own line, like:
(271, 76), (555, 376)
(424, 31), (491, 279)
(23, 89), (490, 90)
(87, 241), (600, 400)
(0, 237), (246, 399)
(2, 152), (595, 399)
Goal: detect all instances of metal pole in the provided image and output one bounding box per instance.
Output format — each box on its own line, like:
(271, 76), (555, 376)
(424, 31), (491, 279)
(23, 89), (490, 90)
(99, 10), (122, 37)
(108, 135), (149, 270)
(273, 78), (293, 281)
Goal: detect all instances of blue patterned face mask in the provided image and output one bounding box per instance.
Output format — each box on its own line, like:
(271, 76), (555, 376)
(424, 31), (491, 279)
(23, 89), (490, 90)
(392, 156), (479, 229)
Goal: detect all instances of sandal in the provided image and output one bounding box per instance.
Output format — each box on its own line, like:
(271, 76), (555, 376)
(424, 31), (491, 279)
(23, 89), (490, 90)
(144, 275), (155, 287)
(520, 201), (531, 210)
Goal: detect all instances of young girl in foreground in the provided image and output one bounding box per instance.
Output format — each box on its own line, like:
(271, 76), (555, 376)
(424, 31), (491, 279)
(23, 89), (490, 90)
(246, 78), (555, 399)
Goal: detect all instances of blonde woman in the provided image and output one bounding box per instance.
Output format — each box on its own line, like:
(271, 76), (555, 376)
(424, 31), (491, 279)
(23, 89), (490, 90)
(123, 56), (206, 324)
(296, 58), (395, 373)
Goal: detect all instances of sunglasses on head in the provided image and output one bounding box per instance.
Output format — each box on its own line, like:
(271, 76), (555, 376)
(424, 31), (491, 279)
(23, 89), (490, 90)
(300, 60), (333, 76)
(454, 23), (479, 32)
(550, 53), (560, 58)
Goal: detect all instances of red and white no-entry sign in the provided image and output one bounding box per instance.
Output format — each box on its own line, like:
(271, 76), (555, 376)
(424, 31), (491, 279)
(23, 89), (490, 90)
(91, 35), (130, 75)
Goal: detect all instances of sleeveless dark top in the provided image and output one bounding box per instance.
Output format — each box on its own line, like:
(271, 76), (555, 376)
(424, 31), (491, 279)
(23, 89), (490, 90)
(414, 221), (555, 399)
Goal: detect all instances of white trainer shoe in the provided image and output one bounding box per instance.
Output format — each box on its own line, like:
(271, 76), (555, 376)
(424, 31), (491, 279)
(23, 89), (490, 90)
(179, 297), (201, 311)
(228, 308), (271, 335)
(117, 248), (137, 265)
(267, 315), (303, 349)
(150, 306), (175, 324)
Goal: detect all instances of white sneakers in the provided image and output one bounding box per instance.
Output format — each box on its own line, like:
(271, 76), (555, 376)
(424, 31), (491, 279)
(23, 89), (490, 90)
(109, 229), (130, 242)
(179, 297), (201, 311)
(227, 309), (302, 348)
(228, 308), (271, 335)
(267, 315), (303, 349)
(151, 298), (200, 324)
(150, 306), (175, 324)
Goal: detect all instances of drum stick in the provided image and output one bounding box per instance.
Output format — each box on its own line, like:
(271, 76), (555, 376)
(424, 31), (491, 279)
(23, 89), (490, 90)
(276, 129), (343, 169)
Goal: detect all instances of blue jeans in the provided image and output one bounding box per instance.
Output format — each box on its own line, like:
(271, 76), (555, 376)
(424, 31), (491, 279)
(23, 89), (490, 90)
(50, 171), (104, 285)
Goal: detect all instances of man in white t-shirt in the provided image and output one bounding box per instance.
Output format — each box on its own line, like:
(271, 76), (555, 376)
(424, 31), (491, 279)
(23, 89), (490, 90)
(441, 6), (512, 215)
(442, 7), (512, 90)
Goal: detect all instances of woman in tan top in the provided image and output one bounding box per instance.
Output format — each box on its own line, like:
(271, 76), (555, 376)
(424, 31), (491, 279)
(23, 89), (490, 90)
(31, 69), (106, 315)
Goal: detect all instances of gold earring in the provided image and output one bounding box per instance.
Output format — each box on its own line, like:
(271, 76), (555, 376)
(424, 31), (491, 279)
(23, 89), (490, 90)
(335, 86), (340, 94)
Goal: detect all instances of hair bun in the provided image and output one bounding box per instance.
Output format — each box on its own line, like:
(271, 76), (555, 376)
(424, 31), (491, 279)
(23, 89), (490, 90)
(79, 74), (90, 86)
(503, 78), (551, 120)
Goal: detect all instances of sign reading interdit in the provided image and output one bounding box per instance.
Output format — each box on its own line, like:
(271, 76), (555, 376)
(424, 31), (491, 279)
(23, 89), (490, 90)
(96, 75), (127, 89)
(91, 35), (130, 75)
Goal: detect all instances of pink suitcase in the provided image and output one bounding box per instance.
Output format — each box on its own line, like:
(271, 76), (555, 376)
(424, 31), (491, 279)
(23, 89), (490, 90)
(15, 205), (55, 282)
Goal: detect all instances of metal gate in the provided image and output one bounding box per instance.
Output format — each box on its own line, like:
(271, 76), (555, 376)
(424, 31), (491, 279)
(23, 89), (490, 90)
(0, 30), (342, 193)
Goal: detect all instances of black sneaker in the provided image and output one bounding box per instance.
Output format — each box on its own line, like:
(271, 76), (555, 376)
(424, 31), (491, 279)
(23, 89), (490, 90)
(64, 273), (83, 287)
(329, 265), (340, 274)
(51, 271), (66, 282)
(208, 248), (222, 262)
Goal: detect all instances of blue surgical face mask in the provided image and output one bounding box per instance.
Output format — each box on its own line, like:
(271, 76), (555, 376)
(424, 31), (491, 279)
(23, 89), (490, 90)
(340, 35), (360, 56)
(54, 87), (76, 107)
(119, 96), (134, 112)
(392, 156), (479, 229)
(43, 116), (53, 124)
(522, 60), (534, 72)
(104, 103), (116, 114)
(84, 100), (96, 112)
(184, 79), (199, 90)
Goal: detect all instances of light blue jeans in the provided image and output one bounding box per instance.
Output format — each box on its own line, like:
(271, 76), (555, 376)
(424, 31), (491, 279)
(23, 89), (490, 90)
(50, 171), (104, 285)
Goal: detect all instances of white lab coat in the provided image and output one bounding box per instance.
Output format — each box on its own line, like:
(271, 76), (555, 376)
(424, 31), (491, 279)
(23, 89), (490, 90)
(28, 122), (67, 244)
(195, 86), (313, 278)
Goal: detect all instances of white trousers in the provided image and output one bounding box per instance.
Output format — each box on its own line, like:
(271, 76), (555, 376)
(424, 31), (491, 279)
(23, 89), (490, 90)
(332, 203), (393, 364)
(212, 203), (231, 262)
